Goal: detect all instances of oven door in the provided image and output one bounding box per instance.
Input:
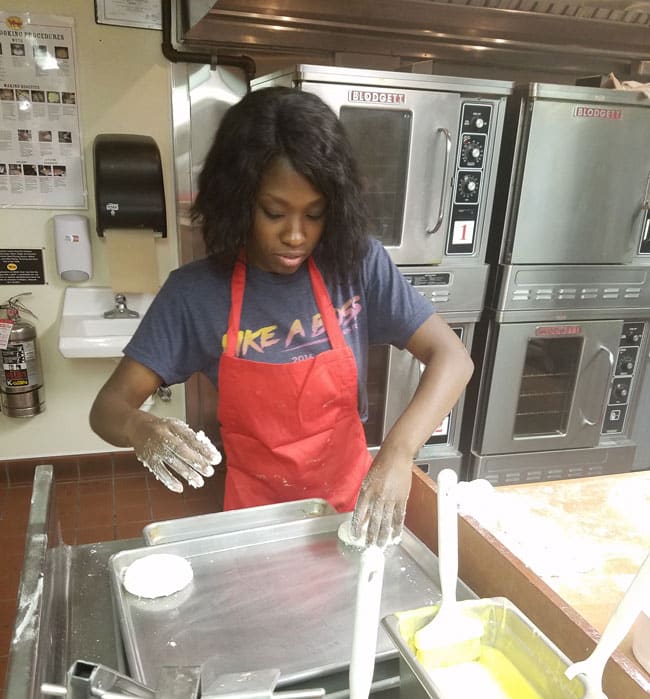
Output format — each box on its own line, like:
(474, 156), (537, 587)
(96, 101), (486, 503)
(506, 90), (650, 265)
(477, 320), (622, 454)
(364, 326), (469, 455)
(300, 81), (460, 265)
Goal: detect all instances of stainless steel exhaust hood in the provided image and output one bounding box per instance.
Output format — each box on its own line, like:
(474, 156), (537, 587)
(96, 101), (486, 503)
(169, 0), (649, 79)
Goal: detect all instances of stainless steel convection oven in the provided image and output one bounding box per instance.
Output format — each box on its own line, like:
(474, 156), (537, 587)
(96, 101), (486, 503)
(468, 82), (650, 485)
(251, 65), (512, 269)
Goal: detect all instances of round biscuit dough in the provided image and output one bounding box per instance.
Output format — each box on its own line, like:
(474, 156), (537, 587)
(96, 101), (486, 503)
(337, 519), (368, 548)
(123, 553), (193, 598)
(337, 519), (402, 549)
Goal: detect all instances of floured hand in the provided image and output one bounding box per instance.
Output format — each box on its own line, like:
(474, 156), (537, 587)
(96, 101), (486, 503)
(350, 449), (412, 547)
(129, 414), (222, 492)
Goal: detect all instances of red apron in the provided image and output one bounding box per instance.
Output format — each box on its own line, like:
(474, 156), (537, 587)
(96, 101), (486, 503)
(217, 256), (372, 512)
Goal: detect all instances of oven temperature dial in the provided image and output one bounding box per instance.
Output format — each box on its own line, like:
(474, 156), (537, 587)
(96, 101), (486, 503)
(460, 136), (485, 168)
(616, 349), (637, 375)
(456, 172), (481, 203)
(610, 379), (630, 404)
(624, 330), (642, 344)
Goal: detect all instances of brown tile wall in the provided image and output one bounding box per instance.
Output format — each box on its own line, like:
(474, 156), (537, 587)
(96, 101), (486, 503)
(0, 450), (225, 697)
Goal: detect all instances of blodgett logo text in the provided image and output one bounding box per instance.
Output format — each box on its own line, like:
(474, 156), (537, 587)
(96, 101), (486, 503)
(574, 106), (622, 120)
(349, 90), (406, 104)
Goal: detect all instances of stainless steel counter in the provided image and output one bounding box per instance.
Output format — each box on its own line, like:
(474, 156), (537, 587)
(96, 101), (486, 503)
(8, 466), (465, 698)
(5, 464), (143, 697)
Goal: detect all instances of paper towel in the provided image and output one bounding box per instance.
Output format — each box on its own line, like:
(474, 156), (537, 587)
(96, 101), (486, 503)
(104, 229), (159, 293)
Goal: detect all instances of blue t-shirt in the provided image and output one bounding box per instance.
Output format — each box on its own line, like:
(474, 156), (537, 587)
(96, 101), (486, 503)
(125, 238), (434, 419)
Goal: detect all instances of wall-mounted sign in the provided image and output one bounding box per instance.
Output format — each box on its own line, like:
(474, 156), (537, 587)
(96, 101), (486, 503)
(0, 249), (45, 284)
(95, 0), (162, 30)
(0, 12), (87, 209)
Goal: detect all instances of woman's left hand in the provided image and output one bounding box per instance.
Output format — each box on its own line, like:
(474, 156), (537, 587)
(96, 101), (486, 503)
(351, 446), (413, 547)
(350, 314), (473, 547)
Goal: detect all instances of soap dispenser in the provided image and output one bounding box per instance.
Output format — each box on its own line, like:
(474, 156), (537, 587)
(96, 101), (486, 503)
(53, 214), (92, 282)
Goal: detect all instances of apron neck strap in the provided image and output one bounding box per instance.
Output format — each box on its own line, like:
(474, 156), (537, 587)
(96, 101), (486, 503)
(224, 253), (246, 358)
(306, 257), (345, 349)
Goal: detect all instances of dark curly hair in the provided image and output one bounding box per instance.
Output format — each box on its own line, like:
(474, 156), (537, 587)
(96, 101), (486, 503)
(191, 86), (370, 284)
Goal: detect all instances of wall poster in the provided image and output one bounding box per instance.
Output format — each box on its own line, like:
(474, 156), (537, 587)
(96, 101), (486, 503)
(95, 0), (162, 30)
(0, 12), (86, 209)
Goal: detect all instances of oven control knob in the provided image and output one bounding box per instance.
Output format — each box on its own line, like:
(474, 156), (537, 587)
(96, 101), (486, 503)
(612, 383), (629, 401)
(623, 328), (641, 343)
(456, 173), (481, 203)
(472, 116), (485, 130)
(461, 139), (484, 167)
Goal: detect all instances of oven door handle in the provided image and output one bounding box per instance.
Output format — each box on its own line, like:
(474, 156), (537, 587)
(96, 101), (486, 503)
(643, 170), (650, 211)
(581, 344), (616, 427)
(427, 127), (452, 235)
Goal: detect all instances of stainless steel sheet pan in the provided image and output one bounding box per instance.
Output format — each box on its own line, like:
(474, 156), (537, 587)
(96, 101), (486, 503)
(110, 513), (472, 688)
(143, 498), (336, 546)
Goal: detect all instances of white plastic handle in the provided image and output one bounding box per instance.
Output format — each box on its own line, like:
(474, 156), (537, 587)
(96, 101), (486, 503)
(566, 550), (650, 684)
(437, 468), (459, 610)
(349, 545), (386, 699)
(591, 552), (650, 670)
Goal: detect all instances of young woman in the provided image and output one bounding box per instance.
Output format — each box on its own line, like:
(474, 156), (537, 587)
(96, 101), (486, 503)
(90, 87), (474, 547)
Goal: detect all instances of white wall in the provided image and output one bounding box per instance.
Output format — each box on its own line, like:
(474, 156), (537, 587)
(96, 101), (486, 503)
(0, 2), (185, 459)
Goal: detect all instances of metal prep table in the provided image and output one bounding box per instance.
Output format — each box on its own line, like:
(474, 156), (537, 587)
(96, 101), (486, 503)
(6, 465), (476, 698)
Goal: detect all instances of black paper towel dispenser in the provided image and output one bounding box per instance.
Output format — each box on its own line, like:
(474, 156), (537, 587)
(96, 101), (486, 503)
(93, 134), (167, 237)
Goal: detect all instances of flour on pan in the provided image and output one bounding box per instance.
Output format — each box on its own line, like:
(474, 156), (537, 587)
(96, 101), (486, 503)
(122, 553), (193, 598)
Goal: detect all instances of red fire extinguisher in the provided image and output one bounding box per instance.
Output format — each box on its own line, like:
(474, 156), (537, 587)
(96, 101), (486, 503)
(0, 293), (45, 417)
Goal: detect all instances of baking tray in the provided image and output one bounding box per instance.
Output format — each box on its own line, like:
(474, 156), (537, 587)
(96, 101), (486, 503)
(110, 513), (475, 689)
(143, 498), (336, 545)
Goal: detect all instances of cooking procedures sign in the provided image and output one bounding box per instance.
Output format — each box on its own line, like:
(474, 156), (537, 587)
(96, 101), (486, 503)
(0, 12), (86, 209)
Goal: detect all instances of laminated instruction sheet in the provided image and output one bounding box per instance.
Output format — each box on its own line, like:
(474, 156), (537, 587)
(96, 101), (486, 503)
(0, 11), (86, 208)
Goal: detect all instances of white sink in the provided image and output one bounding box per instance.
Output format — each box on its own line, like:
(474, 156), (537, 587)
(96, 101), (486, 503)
(58, 287), (155, 358)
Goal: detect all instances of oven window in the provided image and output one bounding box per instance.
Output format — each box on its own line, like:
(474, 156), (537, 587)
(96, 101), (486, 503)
(340, 106), (411, 247)
(514, 337), (582, 437)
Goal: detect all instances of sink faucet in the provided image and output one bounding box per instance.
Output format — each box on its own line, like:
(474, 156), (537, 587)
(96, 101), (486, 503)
(103, 293), (140, 319)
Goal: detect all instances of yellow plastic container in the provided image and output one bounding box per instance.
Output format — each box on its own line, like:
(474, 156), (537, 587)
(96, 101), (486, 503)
(382, 597), (587, 699)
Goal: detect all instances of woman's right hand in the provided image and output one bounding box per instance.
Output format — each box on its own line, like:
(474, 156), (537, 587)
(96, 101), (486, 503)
(127, 412), (222, 492)
(90, 357), (222, 493)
